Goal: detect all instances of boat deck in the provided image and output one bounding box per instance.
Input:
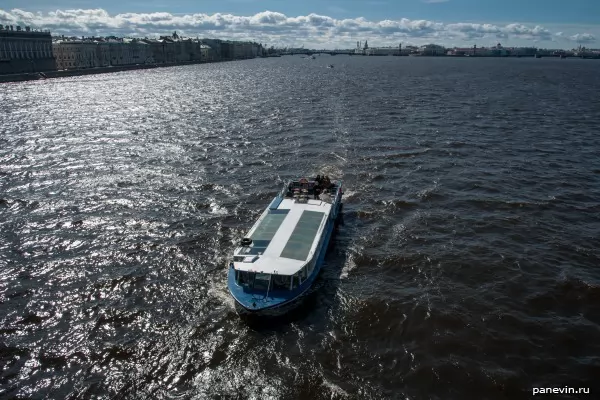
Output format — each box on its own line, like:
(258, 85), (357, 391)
(280, 210), (324, 260)
(235, 198), (332, 275)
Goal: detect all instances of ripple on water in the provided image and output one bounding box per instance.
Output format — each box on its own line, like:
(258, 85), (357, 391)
(1, 56), (600, 399)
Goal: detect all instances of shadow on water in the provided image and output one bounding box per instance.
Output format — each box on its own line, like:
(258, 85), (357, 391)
(240, 211), (348, 331)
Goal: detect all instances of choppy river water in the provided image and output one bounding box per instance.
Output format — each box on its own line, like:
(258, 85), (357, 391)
(1, 55), (599, 399)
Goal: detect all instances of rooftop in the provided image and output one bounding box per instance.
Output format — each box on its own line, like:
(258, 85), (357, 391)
(0, 25), (50, 34)
(234, 197), (332, 275)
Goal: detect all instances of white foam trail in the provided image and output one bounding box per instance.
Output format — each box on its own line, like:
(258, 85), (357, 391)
(341, 189), (358, 199)
(331, 152), (347, 162)
(322, 378), (350, 398)
(208, 198), (228, 215)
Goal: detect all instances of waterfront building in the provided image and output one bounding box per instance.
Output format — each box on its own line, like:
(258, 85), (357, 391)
(405, 45), (419, 54)
(145, 36), (183, 63)
(512, 47), (537, 56)
(489, 43), (509, 56)
(249, 43), (260, 58)
(201, 39), (224, 60)
(175, 38), (217, 62)
(365, 47), (408, 56)
(109, 38), (151, 65)
(418, 44), (446, 56)
(354, 40), (369, 55)
(198, 38), (260, 61)
(234, 41), (244, 60)
(231, 41), (255, 59)
(0, 25), (56, 74)
(447, 46), (477, 56)
(53, 39), (97, 69)
(574, 47), (600, 58)
(355, 41), (410, 56)
(221, 41), (234, 60)
(96, 42), (110, 67)
(53, 37), (154, 70)
(141, 35), (213, 63)
(139, 39), (166, 63)
(448, 43), (510, 57)
(200, 44), (214, 61)
(5, 26), (260, 74)
(178, 38), (199, 62)
(445, 44), (546, 57)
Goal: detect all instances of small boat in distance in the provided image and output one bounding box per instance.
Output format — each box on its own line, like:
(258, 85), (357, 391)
(327, 64), (334, 68)
(227, 176), (343, 316)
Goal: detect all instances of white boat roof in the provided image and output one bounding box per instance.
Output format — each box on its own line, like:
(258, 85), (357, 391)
(233, 197), (332, 275)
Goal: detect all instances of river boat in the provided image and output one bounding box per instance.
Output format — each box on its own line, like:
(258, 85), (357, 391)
(227, 177), (343, 316)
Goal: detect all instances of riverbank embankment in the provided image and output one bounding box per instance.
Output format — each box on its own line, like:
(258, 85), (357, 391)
(0, 59), (223, 84)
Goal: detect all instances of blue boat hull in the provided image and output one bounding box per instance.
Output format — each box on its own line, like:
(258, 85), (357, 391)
(227, 200), (342, 317)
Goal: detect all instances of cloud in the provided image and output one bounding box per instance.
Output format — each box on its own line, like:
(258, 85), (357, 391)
(569, 33), (596, 43)
(0, 8), (595, 48)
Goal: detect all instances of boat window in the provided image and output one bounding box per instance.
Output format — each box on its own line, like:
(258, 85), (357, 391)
(291, 273), (300, 289)
(237, 271), (255, 286)
(299, 266), (307, 283)
(272, 274), (289, 291)
(253, 273), (271, 291)
(307, 260), (314, 275)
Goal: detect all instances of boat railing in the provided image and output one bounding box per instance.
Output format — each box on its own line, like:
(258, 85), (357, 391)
(282, 178), (341, 203)
(279, 181), (290, 198)
(334, 182), (342, 204)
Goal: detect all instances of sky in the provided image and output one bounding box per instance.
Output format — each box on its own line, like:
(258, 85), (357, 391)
(1, 1), (599, 49)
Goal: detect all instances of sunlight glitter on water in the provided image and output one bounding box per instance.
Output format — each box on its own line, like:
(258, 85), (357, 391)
(1, 56), (600, 399)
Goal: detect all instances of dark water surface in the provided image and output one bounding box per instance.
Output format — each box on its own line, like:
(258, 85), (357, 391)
(1, 56), (600, 399)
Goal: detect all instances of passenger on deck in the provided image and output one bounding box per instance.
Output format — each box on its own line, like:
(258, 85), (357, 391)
(323, 175), (332, 189)
(319, 189), (331, 203)
(313, 185), (321, 200)
(316, 175), (322, 184)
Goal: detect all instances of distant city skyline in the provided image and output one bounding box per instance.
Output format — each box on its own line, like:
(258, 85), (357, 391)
(1, 1), (599, 49)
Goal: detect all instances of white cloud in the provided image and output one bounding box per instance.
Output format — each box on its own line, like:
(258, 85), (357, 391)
(0, 8), (596, 49)
(569, 33), (596, 43)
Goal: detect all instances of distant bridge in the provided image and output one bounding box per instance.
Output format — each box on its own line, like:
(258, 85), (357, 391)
(280, 50), (357, 56)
